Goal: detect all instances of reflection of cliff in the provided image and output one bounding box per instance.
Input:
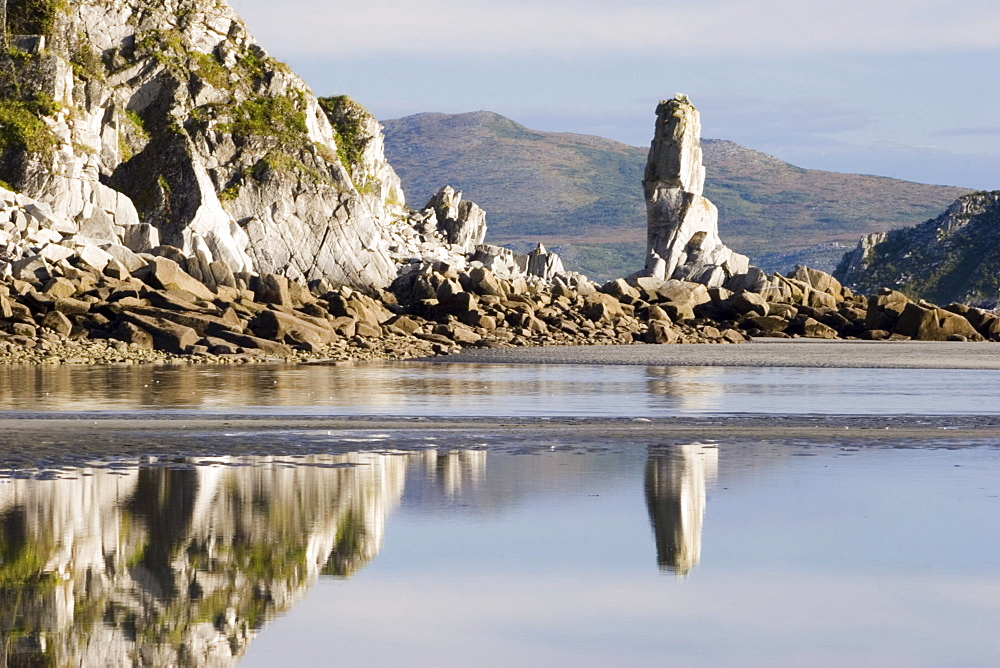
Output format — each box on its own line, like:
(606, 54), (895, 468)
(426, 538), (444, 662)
(645, 444), (718, 576)
(0, 453), (408, 667)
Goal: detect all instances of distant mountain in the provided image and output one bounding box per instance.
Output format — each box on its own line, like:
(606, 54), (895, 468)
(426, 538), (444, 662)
(835, 191), (1000, 308)
(382, 111), (970, 281)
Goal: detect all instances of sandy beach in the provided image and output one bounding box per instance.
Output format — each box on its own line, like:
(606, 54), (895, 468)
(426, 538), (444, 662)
(431, 339), (1000, 369)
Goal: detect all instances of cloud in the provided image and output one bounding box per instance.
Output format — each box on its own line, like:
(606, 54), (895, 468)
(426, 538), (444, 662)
(230, 0), (1000, 57)
(931, 126), (1000, 138)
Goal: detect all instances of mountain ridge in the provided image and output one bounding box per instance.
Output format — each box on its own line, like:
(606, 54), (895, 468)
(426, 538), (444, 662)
(382, 111), (971, 281)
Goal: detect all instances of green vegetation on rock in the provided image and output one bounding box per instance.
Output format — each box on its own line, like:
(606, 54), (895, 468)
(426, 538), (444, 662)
(6, 0), (68, 37)
(219, 93), (308, 146)
(0, 96), (59, 156)
(835, 191), (1000, 307)
(318, 95), (371, 177)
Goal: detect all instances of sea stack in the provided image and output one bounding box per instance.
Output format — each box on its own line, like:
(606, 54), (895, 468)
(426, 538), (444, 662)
(642, 95), (748, 287)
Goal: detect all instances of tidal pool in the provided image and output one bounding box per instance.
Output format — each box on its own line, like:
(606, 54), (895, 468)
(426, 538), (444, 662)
(0, 434), (997, 666)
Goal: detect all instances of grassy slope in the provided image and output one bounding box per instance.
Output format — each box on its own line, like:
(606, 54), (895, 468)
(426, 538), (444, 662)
(383, 111), (970, 281)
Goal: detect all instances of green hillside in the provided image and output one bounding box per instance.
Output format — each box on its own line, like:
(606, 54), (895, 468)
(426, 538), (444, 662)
(835, 191), (1000, 307)
(382, 111), (970, 281)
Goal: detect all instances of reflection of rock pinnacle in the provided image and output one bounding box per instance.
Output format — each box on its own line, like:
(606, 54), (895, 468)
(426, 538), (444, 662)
(645, 443), (718, 577)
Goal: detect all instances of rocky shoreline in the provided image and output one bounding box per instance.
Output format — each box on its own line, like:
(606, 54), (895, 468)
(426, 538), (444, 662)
(3, 209), (998, 366)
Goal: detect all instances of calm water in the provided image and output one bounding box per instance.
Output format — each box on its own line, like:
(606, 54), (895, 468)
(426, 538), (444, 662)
(0, 362), (998, 666)
(0, 362), (999, 416)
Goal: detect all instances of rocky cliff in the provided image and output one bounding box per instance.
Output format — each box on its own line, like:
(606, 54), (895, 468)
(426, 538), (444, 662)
(0, 0), (412, 288)
(835, 191), (1000, 308)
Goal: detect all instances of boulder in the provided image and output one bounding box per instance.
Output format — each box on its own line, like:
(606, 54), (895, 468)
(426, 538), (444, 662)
(601, 279), (641, 303)
(582, 293), (625, 323)
(76, 244), (114, 272)
(120, 313), (199, 353)
(645, 320), (680, 344)
(250, 309), (334, 347)
(42, 278), (76, 299)
(865, 289), (911, 331)
(526, 243), (565, 280)
(893, 303), (981, 341)
(142, 257), (216, 301)
(253, 273), (292, 306)
(791, 265), (844, 297)
(41, 310), (73, 336)
(468, 267), (506, 297)
(111, 321), (155, 349)
(123, 224), (161, 254)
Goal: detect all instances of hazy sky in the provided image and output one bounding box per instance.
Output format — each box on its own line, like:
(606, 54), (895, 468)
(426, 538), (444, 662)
(229, 0), (999, 189)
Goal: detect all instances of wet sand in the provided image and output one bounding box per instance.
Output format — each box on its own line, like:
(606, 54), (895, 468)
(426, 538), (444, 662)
(431, 340), (1000, 369)
(0, 414), (998, 474)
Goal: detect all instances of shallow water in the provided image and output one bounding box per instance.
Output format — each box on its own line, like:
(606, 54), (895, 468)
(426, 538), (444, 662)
(1, 362), (999, 416)
(0, 437), (997, 666)
(0, 361), (998, 665)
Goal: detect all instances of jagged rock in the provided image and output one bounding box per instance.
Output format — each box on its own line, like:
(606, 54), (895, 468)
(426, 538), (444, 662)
(526, 243), (565, 280)
(425, 187), (487, 252)
(641, 95), (749, 287)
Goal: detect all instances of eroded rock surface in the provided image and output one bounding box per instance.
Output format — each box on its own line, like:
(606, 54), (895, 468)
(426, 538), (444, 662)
(642, 95), (748, 286)
(1, 0), (406, 288)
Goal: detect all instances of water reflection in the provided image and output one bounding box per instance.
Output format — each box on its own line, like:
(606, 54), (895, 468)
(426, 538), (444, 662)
(1, 443), (717, 664)
(0, 363), (999, 416)
(0, 453), (411, 666)
(645, 444), (718, 576)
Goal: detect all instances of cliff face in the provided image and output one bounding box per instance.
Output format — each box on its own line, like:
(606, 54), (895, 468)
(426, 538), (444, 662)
(1, 0), (406, 287)
(835, 191), (1000, 308)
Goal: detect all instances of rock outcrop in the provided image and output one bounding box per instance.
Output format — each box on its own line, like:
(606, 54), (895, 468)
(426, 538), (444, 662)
(424, 185), (487, 252)
(642, 94), (748, 287)
(0, 0), (407, 288)
(835, 191), (1000, 308)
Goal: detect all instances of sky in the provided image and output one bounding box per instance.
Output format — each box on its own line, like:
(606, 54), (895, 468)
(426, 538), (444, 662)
(228, 0), (1000, 189)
